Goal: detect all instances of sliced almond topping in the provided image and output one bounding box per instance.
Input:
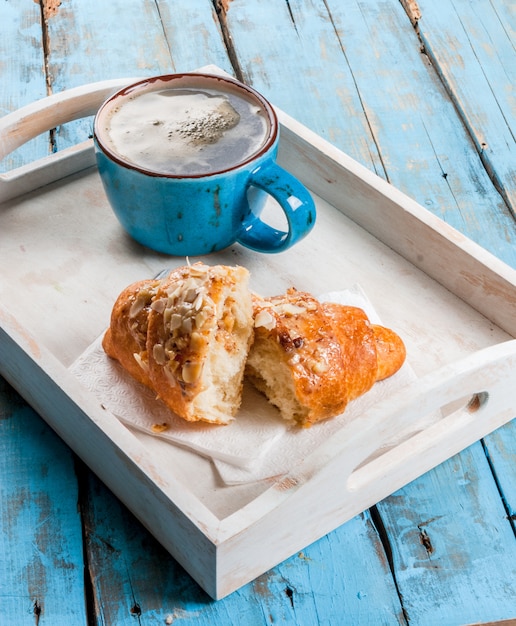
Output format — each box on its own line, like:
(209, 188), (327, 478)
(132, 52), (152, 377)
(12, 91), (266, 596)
(195, 310), (208, 329)
(150, 298), (166, 314)
(152, 343), (167, 365)
(184, 287), (198, 303)
(166, 284), (183, 302)
(133, 352), (149, 373)
(169, 312), (183, 330)
(193, 291), (204, 311)
(129, 293), (149, 318)
(254, 309), (277, 330)
(274, 302), (306, 316)
(188, 264), (209, 277)
(163, 365), (178, 386)
(182, 317), (193, 334)
(190, 331), (205, 351)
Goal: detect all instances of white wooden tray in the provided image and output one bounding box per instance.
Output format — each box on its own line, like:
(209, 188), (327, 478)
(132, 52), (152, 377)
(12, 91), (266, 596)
(1, 70), (516, 600)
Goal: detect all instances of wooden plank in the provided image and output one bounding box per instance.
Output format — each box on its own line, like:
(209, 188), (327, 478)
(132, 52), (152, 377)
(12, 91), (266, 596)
(0, 1), (48, 169)
(311, 0), (516, 266)
(156, 0), (233, 74)
(0, 7), (88, 625)
(0, 378), (87, 625)
(81, 471), (405, 624)
(214, 0), (386, 174)
(376, 443), (516, 624)
(483, 420), (516, 520)
(399, 0), (516, 590)
(412, 0), (516, 215)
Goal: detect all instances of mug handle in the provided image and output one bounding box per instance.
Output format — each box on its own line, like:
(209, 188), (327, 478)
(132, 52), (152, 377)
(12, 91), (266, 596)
(237, 160), (316, 253)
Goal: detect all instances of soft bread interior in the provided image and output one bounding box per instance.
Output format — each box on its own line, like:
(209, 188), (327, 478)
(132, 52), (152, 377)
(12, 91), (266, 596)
(245, 336), (310, 425)
(193, 283), (254, 424)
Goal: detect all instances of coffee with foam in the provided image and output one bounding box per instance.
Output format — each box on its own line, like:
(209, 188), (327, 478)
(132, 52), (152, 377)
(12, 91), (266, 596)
(102, 87), (269, 176)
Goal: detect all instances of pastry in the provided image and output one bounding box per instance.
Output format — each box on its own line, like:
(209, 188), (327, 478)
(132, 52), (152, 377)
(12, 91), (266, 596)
(103, 262), (254, 424)
(246, 288), (406, 427)
(104, 265), (406, 428)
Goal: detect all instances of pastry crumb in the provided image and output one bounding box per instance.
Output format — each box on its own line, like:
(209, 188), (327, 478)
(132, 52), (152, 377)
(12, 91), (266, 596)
(151, 422), (170, 433)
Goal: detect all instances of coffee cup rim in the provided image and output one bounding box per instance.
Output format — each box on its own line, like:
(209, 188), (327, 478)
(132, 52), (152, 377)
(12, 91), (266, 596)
(93, 72), (279, 178)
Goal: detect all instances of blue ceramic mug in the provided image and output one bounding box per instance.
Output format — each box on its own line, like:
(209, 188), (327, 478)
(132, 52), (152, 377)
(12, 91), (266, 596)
(93, 73), (315, 256)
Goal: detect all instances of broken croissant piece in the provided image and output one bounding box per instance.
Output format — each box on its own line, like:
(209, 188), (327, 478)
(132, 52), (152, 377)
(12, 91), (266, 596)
(246, 288), (406, 427)
(102, 263), (254, 425)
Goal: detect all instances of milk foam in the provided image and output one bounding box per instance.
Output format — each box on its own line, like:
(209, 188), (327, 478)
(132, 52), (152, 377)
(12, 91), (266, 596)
(104, 87), (269, 175)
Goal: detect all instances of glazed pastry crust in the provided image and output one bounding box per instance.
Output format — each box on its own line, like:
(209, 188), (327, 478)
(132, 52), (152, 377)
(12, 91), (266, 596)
(102, 278), (160, 388)
(246, 288), (406, 427)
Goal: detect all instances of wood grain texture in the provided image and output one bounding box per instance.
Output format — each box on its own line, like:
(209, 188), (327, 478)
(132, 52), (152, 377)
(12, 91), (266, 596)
(0, 378), (87, 625)
(483, 420), (516, 520)
(81, 471), (405, 625)
(326, 0), (516, 267)
(376, 443), (516, 625)
(0, 8), (88, 624)
(412, 0), (516, 215)
(0, 1), (48, 170)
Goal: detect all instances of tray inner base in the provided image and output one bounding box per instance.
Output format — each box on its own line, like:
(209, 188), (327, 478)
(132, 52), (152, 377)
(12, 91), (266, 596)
(1, 167), (510, 518)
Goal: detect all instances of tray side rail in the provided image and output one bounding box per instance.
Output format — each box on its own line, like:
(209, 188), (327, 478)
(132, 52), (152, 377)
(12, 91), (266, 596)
(0, 78), (142, 203)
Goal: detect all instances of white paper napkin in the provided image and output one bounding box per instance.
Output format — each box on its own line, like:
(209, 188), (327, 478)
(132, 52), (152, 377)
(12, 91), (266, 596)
(70, 340), (287, 470)
(70, 285), (429, 484)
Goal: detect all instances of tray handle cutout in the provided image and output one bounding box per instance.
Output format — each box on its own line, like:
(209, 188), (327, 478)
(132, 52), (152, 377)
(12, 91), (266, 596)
(0, 78), (143, 202)
(343, 340), (516, 500)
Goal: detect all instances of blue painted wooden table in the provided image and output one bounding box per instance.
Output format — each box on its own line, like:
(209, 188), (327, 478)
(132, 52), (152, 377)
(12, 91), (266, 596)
(1, 1), (515, 624)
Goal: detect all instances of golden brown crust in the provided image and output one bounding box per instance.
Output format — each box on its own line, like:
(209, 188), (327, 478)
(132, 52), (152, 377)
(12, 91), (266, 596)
(371, 324), (407, 381)
(321, 302), (378, 403)
(248, 289), (406, 427)
(102, 278), (160, 387)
